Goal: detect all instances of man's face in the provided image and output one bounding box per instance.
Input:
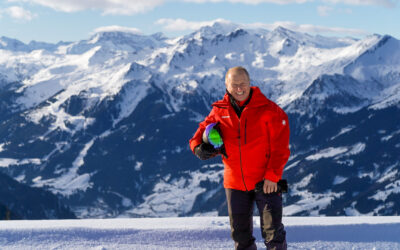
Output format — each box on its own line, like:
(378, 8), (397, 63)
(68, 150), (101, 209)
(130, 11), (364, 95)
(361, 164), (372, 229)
(225, 72), (250, 102)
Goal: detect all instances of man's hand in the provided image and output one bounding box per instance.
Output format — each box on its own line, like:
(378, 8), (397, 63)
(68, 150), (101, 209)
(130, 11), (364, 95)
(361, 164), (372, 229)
(194, 143), (218, 160)
(263, 179), (277, 194)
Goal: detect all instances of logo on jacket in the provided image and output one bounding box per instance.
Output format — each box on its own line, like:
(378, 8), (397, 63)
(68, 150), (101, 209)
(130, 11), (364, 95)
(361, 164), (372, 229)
(222, 116), (230, 118)
(282, 120), (286, 125)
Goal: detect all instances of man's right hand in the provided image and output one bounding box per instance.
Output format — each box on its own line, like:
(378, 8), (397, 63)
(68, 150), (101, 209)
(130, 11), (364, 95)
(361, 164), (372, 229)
(263, 179), (277, 194)
(194, 143), (218, 160)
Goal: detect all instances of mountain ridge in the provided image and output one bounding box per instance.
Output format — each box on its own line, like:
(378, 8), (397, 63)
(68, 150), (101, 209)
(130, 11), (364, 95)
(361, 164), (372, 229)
(0, 22), (399, 218)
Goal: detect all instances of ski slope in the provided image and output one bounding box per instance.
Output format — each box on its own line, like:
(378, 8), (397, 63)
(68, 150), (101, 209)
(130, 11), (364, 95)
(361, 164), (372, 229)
(1, 216), (400, 249)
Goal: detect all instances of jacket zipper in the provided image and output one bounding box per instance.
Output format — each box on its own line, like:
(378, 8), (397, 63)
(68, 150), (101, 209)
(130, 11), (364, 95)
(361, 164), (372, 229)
(244, 119), (247, 145)
(264, 122), (272, 177)
(238, 120), (248, 191)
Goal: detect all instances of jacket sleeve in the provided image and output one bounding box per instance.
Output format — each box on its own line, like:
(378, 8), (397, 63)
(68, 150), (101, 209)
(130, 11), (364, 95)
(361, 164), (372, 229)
(264, 107), (290, 183)
(189, 107), (217, 153)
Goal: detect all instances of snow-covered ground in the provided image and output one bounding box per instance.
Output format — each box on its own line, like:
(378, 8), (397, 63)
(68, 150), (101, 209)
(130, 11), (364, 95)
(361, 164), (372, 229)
(1, 216), (400, 249)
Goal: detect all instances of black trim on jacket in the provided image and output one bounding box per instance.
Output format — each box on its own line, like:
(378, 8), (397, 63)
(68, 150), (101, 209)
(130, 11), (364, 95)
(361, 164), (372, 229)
(227, 88), (253, 119)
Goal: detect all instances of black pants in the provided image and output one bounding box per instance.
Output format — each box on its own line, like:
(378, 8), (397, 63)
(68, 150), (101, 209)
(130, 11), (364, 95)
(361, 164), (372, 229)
(225, 188), (287, 250)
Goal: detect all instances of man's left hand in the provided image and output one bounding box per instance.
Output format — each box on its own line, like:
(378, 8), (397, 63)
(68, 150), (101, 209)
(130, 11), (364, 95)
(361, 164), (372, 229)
(263, 179), (277, 194)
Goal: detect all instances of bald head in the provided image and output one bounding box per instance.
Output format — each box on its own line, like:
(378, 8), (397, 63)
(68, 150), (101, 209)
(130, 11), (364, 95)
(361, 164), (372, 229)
(225, 66), (251, 102)
(225, 66), (250, 83)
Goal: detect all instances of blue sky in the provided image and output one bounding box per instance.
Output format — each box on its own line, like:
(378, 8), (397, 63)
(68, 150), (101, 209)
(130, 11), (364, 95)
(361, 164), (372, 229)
(0, 0), (399, 43)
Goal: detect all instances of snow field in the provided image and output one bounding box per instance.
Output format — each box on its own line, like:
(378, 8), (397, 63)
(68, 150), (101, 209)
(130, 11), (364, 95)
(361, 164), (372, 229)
(1, 216), (400, 249)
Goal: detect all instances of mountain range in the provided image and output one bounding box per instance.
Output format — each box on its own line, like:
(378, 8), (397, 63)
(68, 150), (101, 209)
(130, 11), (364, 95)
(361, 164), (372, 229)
(0, 21), (399, 218)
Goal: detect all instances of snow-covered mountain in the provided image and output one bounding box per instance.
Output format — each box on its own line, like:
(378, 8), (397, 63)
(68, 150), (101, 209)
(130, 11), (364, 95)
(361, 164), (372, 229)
(0, 21), (399, 218)
(0, 172), (75, 219)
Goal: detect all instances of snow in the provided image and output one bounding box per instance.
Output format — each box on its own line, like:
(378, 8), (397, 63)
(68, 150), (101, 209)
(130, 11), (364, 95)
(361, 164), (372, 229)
(306, 147), (348, 161)
(1, 216), (400, 249)
(125, 165), (223, 217)
(113, 65), (152, 127)
(11, 42), (149, 136)
(333, 106), (365, 114)
(32, 139), (95, 196)
(283, 173), (348, 216)
(330, 126), (355, 140)
(0, 158), (19, 167)
(0, 158), (41, 168)
(333, 176), (347, 185)
(369, 82), (400, 110)
(306, 143), (366, 161)
(2, 24), (400, 139)
(370, 179), (400, 201)
(1, 22), (400, 220)
(381, 129), (400, 142)
(136, 134), (145, 142)
(284, 160), (300, 171)
(376, 163), (399, 183)
(284, 189), (342, 216)
(346, 142), (366, 156)
(134, 161), (143, 171)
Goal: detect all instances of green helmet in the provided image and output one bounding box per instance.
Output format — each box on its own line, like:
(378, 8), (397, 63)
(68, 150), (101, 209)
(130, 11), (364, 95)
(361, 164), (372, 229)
(202, 122), (223, 149)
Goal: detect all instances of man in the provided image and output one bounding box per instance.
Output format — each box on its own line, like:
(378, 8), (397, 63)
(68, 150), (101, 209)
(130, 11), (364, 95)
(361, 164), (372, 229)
(189, 66), (290, 250)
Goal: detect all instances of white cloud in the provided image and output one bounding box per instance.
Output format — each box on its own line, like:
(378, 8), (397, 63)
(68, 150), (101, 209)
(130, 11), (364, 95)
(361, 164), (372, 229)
(183, 0), (309, 3)
(6, 0), (397, 16)
(322, 0), (398, 8)
(8, 0), (165, 15)
(294, 23), (367, 36)
(91, 25), (142, 35)
(155, 18), (369, 37)
(265, 21), (368, 36)
(3, 6), (36, 21)
(155, 18), (230, 31)
(317, 5), (334, 16)
(180, 0), (399, 7)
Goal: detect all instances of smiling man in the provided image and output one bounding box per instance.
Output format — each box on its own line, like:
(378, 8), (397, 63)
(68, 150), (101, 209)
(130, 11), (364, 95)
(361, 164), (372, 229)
(189, 66), (290, 250)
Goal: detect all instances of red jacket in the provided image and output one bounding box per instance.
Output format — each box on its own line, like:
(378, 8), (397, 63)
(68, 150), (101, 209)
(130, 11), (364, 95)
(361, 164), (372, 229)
(189, 86), (290, 191)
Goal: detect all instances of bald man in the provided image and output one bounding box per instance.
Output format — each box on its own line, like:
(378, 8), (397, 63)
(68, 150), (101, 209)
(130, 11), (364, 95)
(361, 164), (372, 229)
(189, 66), (290, 250)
